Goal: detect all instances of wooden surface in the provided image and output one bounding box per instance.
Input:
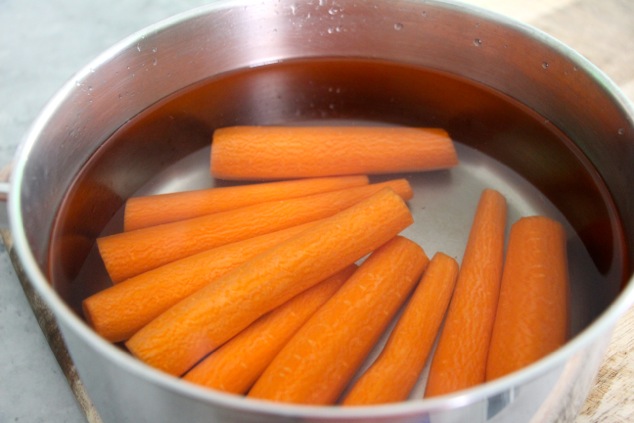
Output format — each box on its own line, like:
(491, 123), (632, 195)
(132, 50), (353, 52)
(580, 307), (634, 422)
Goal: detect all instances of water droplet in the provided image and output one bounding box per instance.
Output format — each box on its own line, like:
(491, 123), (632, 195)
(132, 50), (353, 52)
(542, 62), (549, 69)
(152, 58), (158, 66)
(152, 47), (158, 53)
(473, 38), (482, 47)
(394, 22), (403, 31)
(136, 44), (142, 52)
(290, 4), (297, 15)
(617, 128), (625, 135)
(327, 27), (334, 34)
(328, 6), (339, 15)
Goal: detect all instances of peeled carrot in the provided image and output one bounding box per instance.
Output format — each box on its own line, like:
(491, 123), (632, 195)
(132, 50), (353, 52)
(248, 236), (429, 405)
(125, 188), (414, 376)
(425, 189), (507, 397)
(210, 126), (458, 180)
(486, 216), (569, 381)
(183, 265), (357, 394)
(83, 221), (321, 343)
(342, 252), (459, 405)
(124, 175), (369, 231)
(98, 179), (413, 283)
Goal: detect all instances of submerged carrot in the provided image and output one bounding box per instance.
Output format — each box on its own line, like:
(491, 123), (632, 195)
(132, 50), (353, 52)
(124, 175), (369, 231)
(125, 188), (414, 376)
(425, 189), (507, 397)
(486, 216), (569, 381)
(83, 221), (321, 343)
(342, 252), (459, 405)
(211, 126), (458, 180)
(248, 236), (429, 405)
(183, 265), (357, 394)
(98, 179), (413, 283)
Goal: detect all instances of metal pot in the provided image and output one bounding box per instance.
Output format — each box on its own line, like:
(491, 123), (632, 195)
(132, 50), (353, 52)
(6, 0), (634, 422)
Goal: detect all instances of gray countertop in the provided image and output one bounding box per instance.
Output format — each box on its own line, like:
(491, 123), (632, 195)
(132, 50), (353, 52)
(1, 1), (632, 422)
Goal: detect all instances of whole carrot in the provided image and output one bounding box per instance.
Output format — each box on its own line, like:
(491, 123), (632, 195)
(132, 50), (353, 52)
(83, 221), (321, 343)
(124, 175), (369, 231)
(125, 188), (414, 376)
(98, 179), (413, 283)
(211, 126), (458, 180)
(183, 265), (357, 394)
(425, 189), (507, 397)
(486, 216), (569, 381)
(247, 236), (429, 405)
(342, 252), (459, 405)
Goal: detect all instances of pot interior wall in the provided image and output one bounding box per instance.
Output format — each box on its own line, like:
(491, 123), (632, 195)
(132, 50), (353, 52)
(46, 58), (627, 343)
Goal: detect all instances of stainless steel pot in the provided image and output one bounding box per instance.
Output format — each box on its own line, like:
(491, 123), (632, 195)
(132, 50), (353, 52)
(6, 0), (634, 422)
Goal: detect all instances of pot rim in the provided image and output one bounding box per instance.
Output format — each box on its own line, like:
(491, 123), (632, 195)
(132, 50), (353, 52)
(8, 0), (634, 418)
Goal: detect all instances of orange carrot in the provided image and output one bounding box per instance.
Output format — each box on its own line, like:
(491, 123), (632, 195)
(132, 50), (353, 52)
(342, 252), (459, 405)
(425, 189), (507, 397)
(83, 221), (322, 343)
(247, 236), (429, 405)
(211, 126), (458, 180)
(125, 188), (414, 376)
(98, 179), (413, 283)
(183, 265), (357, 394)
(124, 175), (369, 231)
(486, 216), (569, 381)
